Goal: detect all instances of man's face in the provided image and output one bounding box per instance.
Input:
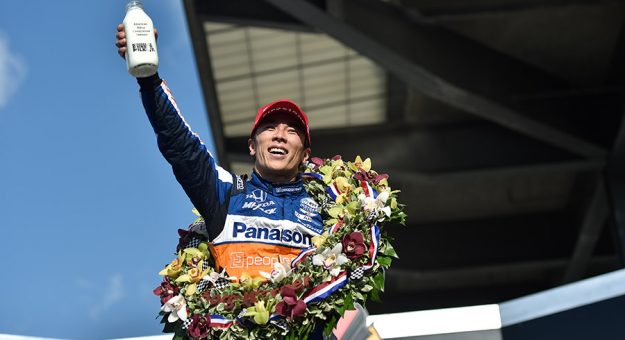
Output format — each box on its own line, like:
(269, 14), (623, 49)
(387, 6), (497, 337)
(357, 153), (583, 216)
(248, 111), (311, 183)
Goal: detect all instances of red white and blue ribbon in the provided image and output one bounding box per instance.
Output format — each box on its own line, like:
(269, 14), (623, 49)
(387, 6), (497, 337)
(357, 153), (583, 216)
(328, 219), (344, 235)
(209, 315), (235, 328)
(291, 247), (316, 268)
(363, 224), (380, 270)
(326, 182), (341, 201)
(359, 179), (378, 199)
(302, 271), (348, 304)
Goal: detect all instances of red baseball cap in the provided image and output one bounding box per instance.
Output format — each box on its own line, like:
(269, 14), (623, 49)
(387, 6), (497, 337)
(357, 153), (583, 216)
(251, 99), (311, 146)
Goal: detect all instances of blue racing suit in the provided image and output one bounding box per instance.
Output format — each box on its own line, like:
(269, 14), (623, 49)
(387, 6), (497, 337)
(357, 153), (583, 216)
(137, 74), (324, 279)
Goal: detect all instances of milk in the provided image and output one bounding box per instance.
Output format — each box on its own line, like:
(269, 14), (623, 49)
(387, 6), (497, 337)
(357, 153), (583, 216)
(123, 0), (158, 77)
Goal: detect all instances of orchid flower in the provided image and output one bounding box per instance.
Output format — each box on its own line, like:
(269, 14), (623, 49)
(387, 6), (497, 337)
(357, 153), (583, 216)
(246, 300), (271, 325)
(239, 272), (265, 290)
(203, 269), (233, 285)
(259, 262), (289, 283)
(175, 260), (210, 296)
(158, 252), (184, 278)
(350, 155), (371, 172)
(311, 231), (329, 248)
(359, 190), (391, 221)
(342, 232), (366, 259)
(161, 295), (188, 323)
(312, 243), (349, 277)
(276, 285), (307, 321)
(183, 243), (210, 267)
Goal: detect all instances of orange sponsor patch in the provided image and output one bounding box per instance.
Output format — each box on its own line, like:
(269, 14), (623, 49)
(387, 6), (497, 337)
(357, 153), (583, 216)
(211, 242), (303, 279)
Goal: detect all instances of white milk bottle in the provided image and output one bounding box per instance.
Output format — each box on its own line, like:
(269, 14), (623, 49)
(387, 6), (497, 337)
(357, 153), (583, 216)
(123, 0), (159, 77)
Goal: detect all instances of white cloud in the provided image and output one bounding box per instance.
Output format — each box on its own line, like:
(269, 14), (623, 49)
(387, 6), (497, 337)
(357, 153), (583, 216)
(88, 273), (125, 321)
(0, 33), (27, 110)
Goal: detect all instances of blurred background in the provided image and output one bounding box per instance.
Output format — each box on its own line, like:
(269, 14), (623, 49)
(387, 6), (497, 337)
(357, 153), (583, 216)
(2, 0), (625, 339)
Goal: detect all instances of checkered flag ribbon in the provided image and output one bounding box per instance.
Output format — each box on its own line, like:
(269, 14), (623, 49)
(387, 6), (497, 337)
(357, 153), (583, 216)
(187, 237), (201, 249)
(367, 210), (379, 222)
(350, 267), (366, 281)
(214, 277), (230, 290)
(202, 260), (210, 271)
(196, 279), (211, 293)
(271, 318), (289, 331)
(182, 317), (193, 329)
(237, 309), (248, 319)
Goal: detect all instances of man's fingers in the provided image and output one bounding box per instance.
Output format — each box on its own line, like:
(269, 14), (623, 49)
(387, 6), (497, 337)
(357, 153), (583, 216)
(116, 23), (127, 60)
(154, 28), (159, 40)
(116, 38), (126, 48)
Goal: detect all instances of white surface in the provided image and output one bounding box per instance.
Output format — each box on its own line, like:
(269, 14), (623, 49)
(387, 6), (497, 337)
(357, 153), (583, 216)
(499, 268), (625, 327)
(366, 304), (502, 339)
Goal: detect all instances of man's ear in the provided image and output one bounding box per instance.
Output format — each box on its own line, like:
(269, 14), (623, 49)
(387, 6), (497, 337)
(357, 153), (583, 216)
(302, 148), (311, 163)
(248, 138), (256, 156)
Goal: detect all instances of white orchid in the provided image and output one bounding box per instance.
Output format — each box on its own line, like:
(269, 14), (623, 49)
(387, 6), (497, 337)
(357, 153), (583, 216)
(359, 190), (391, 221)
(203, 269), (234, 284)
(312, 243), (349, 277)
(259, 262), (290, 283)
(161, 295), (188, 323)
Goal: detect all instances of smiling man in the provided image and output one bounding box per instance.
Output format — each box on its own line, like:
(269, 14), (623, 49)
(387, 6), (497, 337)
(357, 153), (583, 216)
(116, 25), (323, 280)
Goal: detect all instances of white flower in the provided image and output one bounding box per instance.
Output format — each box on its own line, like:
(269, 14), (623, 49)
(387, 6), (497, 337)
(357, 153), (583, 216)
(161, 295), (188, 323)
(203, 269), (234, 284)
(312, 243), (349, 276)
(259, 262), (290, 282)
(359, 190), (391, 220)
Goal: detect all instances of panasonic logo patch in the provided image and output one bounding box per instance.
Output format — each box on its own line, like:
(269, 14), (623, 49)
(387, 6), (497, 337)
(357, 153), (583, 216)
(232, 222), (312, 247)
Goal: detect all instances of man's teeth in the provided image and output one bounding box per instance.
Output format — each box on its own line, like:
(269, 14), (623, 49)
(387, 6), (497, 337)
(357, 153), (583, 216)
(269, 148), (286, 155)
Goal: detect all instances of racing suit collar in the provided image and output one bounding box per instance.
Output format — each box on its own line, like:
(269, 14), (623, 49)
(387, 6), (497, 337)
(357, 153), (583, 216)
(250, 170), (304, 196)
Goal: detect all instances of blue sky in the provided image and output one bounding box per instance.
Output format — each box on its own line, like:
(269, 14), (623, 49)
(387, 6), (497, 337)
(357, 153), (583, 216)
(0, 1), (216, 338)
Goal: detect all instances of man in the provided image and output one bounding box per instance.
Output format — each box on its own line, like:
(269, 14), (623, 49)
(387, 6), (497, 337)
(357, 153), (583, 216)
(116, 25), (324, 279)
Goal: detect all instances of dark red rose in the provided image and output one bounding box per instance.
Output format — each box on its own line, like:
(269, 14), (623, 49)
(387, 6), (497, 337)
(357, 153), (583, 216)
(276, 285), (307, 321)
(153, 278), (180, 305)
(187, 314), (211, 338)
(332, 155), (342, 160)
(342, 232), (366, 259)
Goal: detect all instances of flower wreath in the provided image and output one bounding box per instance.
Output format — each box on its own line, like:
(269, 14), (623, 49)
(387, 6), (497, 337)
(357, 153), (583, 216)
(154, 156), (406, 339)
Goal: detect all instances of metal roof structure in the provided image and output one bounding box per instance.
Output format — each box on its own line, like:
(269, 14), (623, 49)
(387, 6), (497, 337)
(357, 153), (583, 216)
(182, 0), (625, 313)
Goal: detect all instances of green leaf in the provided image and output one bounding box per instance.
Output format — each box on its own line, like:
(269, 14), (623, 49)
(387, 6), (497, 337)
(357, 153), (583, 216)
(383, 243), (399, 258)
(346, 200), (360, 212)
(370, 287), (381, 302)
(344, 292), (355, 311)
(377, 256), (392, 267)
(328, 207), (342, 218)
(373, 271), (385, 292)
(162, 321), (174, 333)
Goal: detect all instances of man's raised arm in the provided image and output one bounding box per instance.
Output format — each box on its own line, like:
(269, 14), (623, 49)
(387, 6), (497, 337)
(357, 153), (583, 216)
(116, 24), (231, 240)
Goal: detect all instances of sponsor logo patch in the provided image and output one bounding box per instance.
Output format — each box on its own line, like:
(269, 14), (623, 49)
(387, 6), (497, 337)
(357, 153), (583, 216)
(232, 222), (312, 247)
(243, 189), (276, 214)
(275, 185), (302, 194)
(229, 252), (293, 269)
(299, 197), (320, 214)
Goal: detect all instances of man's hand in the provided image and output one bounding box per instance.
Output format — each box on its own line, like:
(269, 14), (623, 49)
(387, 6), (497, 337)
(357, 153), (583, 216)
(115, 24), (158, 60)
